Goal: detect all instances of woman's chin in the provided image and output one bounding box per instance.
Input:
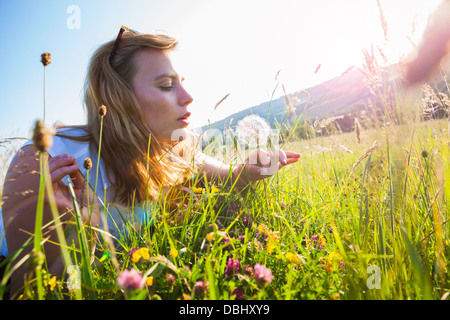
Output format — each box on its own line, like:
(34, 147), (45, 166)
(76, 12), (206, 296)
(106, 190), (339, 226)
(165, 127), (191, 143)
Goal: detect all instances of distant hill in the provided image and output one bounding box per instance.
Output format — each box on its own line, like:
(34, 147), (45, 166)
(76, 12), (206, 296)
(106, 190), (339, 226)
(201, 64), (405, 132)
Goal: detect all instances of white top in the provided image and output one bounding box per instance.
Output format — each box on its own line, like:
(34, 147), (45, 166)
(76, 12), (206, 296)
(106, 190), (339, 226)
(0, 127), (159, 257)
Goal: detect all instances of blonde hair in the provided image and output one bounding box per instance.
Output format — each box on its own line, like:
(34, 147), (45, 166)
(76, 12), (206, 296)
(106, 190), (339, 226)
(60, 31), (196, 205)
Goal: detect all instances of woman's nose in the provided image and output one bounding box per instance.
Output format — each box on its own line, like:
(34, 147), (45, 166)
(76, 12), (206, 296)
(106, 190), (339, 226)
(179, 86), (193, 106)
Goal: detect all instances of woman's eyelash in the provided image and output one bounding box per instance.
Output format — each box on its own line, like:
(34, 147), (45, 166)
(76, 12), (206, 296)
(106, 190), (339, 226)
(160, 85), (174, 91)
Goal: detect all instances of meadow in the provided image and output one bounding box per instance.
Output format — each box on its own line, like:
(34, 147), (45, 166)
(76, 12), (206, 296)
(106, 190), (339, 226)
(1, 107), (449, 300)
(1, 6), (450, 299)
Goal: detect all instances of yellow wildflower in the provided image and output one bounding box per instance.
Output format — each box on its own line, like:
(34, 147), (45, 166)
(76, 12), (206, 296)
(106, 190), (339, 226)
(146, 276), (154, 286)
(48, 276), (57, 291)
(132, 251), (141, 263)
(325, 263), (334, 273)
(170, 248), (179, 258)
(193, 187), (205, 194)
(131, 248), (150, 263)
(319, 234), (326, 247)
(285, 252), (294, 261)
(139, 248), (150, 260)
(327, 252), (343, 262)
(211, 185), (220, 193)
(267, 229), (279, 243)
(206, 232), (215, 242)
(41, 270), (58, 291)
(285, 252), (301, 264)
(324, 252), (344, 273)
(267, 241), (276, 254)
(183, 293), (191, 300)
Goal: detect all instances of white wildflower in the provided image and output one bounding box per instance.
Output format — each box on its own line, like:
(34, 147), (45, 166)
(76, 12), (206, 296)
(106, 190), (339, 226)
(234, 114), (271, 148)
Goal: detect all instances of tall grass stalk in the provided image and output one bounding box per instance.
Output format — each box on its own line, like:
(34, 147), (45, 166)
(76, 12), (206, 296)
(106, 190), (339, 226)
(43, 67), (46, 124)
(93, 106), (106, 215)
(40, 52), (51, 124)
(32, 151), (47, 300)
(67, 180), (95, 299)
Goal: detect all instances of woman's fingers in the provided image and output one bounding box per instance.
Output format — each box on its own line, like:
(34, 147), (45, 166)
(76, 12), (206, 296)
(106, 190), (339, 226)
(276, 149), (287, 166)
(280, 150), (300, 166)
(47, 153), (68, 164)
(48, 154), (87, 189)
(269, 149), (300, 169)
(45, 154), (100, 226)
(246, 149), (300, 170)
(48, 155), (79, 183)
(284, 151), (301, 160)
(69, 166), (85, 190)
(242, 148), (300, 182)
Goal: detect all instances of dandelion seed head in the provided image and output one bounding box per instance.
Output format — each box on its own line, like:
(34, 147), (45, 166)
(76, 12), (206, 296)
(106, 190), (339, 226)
(235, 114), (271, 147)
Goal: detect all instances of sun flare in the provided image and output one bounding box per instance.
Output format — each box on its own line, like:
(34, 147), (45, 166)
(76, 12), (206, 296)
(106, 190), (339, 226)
(172, 0), (444, 127)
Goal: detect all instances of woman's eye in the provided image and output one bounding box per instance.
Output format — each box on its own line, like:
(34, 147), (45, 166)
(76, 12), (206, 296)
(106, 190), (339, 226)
(160, 85), (174, 91)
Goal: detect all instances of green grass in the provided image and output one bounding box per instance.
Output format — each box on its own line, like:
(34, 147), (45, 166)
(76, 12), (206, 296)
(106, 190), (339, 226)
(1, 115), (449, 300)
(1, 43), (449, 299)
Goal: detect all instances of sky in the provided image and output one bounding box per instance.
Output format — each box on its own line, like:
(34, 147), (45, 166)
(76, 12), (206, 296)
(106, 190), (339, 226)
(0, 0), (444, 140)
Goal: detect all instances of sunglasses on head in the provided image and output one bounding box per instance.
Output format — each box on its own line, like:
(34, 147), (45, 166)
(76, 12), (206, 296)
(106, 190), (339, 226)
(109, 26), (141, 62)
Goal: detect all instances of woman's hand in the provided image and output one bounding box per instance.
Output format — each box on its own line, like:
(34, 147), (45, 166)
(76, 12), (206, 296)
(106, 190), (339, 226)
(2, 146), (100, 294)
(196, 148), (300, 189)
(235, 149), (300, 185)
(47, 154), (100, 227)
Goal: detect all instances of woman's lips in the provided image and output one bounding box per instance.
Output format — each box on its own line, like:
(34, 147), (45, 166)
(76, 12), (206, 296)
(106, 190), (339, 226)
(177, 112), (191, 125)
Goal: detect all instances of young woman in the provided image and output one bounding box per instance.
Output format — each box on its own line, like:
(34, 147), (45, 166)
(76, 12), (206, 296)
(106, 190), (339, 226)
(0, 27), (300, 297)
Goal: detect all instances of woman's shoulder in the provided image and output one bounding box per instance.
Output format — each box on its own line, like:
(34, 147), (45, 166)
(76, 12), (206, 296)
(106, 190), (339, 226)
(21, 126), (90, 156)
(20, 126), (89, 148)
(16, 125), (112, 190)
(55, 125), (89, 136)
(6, 126), (91, 183)
(51, 126), (91, 154)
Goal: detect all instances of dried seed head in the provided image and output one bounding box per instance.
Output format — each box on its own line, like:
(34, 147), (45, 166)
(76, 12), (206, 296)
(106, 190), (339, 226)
(32, 120), (53, 152)
(99, 105), (107, 117)
(28, 251), (45, 270)
(83, 157), (92, 170)
(40, 52), (51, 67)
(421, 150), (429, 158)
(354, 118), (361, 144)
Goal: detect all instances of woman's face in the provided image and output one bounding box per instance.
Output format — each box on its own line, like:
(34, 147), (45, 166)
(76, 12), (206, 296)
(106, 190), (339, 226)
(131, 49), (193, 143)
